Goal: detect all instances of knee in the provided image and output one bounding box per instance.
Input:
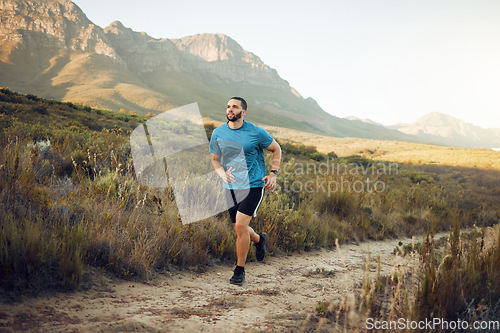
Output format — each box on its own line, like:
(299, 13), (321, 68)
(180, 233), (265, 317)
(234, 223), (248, 237)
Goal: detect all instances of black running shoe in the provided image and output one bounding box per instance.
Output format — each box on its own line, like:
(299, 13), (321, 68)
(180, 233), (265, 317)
(255, 232), (268, 261)
(229, 269), (245, 286)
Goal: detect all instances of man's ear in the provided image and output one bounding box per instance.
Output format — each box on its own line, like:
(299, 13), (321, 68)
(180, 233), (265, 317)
(242, 109), (247, 116)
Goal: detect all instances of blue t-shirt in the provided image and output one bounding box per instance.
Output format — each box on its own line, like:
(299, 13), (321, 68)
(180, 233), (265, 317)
(209, 121), (274, 189)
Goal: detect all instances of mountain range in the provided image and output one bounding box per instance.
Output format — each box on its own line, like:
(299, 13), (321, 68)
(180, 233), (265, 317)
(0, 0), (498, 148)
(389, 112), (500, 149)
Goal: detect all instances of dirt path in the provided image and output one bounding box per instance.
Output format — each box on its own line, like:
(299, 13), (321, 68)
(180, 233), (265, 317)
(0, 234), (443, 332)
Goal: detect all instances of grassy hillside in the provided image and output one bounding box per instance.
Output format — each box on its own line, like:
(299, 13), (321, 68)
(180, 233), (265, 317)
(0, 88), (498, 303)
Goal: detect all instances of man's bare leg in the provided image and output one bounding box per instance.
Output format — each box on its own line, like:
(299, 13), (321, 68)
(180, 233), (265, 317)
(233, 211), (260, 267)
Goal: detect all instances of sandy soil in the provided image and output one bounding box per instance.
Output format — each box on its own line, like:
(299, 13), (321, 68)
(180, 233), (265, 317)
(0, 233), (448, 332)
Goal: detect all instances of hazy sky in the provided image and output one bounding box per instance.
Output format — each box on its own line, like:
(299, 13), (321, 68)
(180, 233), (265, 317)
(72, 0), (500, 129)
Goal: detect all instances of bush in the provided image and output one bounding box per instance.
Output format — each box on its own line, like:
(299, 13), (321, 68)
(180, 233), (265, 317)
(415, 222), (500, 323)
(31, 104), (48, 115)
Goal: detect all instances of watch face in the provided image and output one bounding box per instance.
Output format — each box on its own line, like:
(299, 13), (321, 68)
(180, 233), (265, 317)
(271, 170), (278, 175)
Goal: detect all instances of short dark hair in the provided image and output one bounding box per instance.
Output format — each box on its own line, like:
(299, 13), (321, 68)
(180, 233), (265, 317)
(230, 97), (247, 110)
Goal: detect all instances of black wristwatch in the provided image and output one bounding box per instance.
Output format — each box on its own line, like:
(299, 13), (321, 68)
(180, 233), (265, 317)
(270, 169), (279, 175)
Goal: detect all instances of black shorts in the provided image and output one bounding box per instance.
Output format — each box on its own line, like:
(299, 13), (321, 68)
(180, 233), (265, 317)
(225, 187), (265, 223)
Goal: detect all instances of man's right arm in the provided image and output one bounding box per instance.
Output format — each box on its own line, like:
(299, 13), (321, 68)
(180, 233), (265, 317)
(211, 153), (234, 184)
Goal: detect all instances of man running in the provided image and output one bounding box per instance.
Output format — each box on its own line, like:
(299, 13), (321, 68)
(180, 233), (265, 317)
(209, 97), (281, 286)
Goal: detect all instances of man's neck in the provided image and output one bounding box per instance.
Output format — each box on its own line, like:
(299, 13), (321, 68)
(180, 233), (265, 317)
(228, 119), (244, 130)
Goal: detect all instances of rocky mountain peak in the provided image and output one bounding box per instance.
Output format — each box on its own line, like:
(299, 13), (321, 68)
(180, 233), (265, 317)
(104, 20), (153, 41)
(0, 0), (121, 63)
(172, 33), (247, 62)
(169, 33), (290, 90)
(2, 0), (89, 24)
(391, 112), (500, 148)
(106, 20), (126, 33)
(1, 0), (360, 141)
(415, 112), (462, 127)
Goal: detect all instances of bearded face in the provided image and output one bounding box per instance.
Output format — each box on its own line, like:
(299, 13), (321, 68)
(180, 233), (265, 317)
(226, 99), (245, 122)
(227, 110), (243, 122)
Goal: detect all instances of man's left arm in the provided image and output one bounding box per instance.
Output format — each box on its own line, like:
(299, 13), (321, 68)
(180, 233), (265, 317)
(262, 139), (281, 191)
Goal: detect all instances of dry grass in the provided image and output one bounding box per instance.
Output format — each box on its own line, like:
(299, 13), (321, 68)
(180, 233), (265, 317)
(301, 224), (500, 332)
(1, 88), (499, 307)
